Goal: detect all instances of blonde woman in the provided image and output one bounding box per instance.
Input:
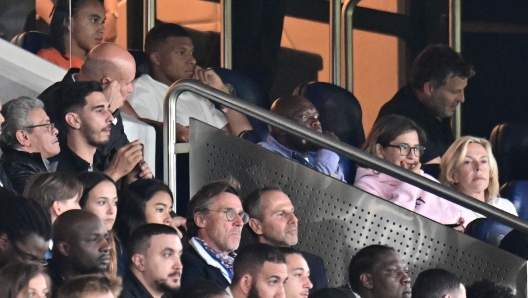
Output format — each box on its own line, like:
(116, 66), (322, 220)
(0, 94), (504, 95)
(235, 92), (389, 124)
(440, 136), (518, 224)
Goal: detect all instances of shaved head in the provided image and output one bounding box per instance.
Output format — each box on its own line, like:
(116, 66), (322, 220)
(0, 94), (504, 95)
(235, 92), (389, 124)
(53, 209), (102, 243)
(79, 43), (136, 81)
(271, 95), (316, 120)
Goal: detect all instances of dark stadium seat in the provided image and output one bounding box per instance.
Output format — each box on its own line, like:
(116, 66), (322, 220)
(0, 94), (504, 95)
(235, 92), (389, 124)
(490, 123), (528, 185)
(500, 180), (528, 220)
(11, 31), (50, 54)
(465, 218), (513, 247)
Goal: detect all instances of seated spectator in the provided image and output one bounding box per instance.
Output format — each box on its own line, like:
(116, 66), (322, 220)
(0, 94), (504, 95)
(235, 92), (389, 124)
(0, 101), (14, 192)
(47, 81), (152, 183)
(278, 247), (313, 298)
(0, 195), (52, 269)
(465, 279), (516, 298)
(348, 245), (411, 298)
(48, 209), (110, 296)
(412, 268), (465, 298)
(36, 0), (105, 69)
(128, 23), (252, 142)
(259, 95), (345, 181)
(0, 96), (60, 194)
(244, 186), (328, 291)
(120, 224), (182, 298)
(353, 115), (469, 227)
(440, 136), (518, 224)
(0, 261), (50, 298)
(39, 42), (136, 169)
(77, 172), (119, 276)
(24, 172), (83, 223)
(179, 280), (229, 298)
(58, 274), (122, 298)
(377, 44), (474, 175)
(181, 178), (247, 289)
(227, 243), (288, 298)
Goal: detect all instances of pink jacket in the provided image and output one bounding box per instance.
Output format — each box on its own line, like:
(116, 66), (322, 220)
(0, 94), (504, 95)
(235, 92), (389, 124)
(353, 167), (473, 226)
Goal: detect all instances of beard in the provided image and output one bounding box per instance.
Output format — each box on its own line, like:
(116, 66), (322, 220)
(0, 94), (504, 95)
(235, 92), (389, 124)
(82, 124), (110, 148)
(155, 275), (181, 293)
(247, 280), (263, 298)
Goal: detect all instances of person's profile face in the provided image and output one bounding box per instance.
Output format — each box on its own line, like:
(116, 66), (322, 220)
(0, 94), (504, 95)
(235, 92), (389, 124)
(283, 254), (312, 298)
(427, 75), (467, 119)
(144, 191), (172, 226)
(453, 143), (490, 200)
(79, 91), (113, 147)
(17, 273), (49, 298)
(143, 234), (183, 292)
(25, 108), (60, 159)
(249, 261), (288, 298)
(70, 0), (105, 53)
(157, 36), (196, 83)
(258, 191), (298, 247)
(84, 181), (118, 231)
(369, 251), (411, 298)
(68, 218), (110, 273)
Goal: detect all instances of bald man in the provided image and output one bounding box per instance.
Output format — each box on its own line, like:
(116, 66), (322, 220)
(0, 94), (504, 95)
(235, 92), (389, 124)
(259, 95), (345, 181)
(47, 209), (111, 297)
(39, 43), (152, 183)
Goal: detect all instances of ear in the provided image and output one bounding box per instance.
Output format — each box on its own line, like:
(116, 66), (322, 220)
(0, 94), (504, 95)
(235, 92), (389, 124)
(101, 77), (112, 87)
(149, 52), (161, 66)
(15, 130), (31, 147)
(375, 143), (385, 159)
(0, 234), (9, 252)
(194, 212), (207, 229)
(248, 218), (264, 236)
(58, 241), (70, 257)
(423, 81), (434, 97)
(131, 254), (146, 271)
(63, 17), (71, 32)
(240, 274), (253, 295)
(65, 112), (81, 130)
(359, 273), (374, 290)
(442, 295), (452, 298)
(51, 201), (62, 217)
(453, 172), (459, 184)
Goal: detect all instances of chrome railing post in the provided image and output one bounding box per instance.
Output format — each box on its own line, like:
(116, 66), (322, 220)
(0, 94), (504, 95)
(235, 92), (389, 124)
(220, 0), (233, 69)
(330, 0), (342, 86)
(450, 0), (462, 138)
(342, 0), (360, 93)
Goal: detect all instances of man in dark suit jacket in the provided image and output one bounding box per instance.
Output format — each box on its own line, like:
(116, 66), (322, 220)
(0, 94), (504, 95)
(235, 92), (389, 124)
(243, 186), (328, 292)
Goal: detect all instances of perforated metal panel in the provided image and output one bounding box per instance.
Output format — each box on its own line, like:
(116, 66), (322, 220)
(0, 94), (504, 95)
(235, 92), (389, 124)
(189, 120), (527, 295)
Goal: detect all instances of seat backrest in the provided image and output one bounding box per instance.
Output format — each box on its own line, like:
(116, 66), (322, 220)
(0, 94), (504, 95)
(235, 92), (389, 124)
(128, 50), (150, 79)
(465, 218), (513, 247)
(11, 31), (50, 54)
(500, 180), (528, 220)
(490, 122), (528, 185)
(294, 82), (366, 182)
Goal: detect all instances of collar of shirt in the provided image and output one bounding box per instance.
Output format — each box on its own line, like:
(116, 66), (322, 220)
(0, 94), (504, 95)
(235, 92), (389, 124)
(264, 134), (316, 168)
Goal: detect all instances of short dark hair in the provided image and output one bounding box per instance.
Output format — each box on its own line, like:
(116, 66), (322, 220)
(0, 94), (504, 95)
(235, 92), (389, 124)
(24, 172), (84, 210)
(58, 274), (122, 298)
(48, 0), (104, 56)
(0, 195), (52, 246)
(179, 280), (228, 298)
(232, 243), (286, 285)
(76, 172), (116, 208)
(412, 268), (463, 298)
(410, 44), (474, 90)
(186, 178), (241, 237)
(127, 224), (179, 257)
(46, 81), (103, 136)
(277, 247), (303, 258)
(145, 23), (191, 60)
(114, 179), (173, 244)
(243, 186), (283, 221)
(466, 279), (516, 298)
(348, 245), (395, 293)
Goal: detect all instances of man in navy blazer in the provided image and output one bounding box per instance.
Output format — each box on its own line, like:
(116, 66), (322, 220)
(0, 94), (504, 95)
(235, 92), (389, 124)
(243, 186), (328, 292)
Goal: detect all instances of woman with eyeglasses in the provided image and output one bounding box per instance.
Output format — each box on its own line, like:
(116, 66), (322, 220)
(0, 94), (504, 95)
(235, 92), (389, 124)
(440, 136), (518, 224)
(354, 115), (470, 226)
(0, 261), (50, 298)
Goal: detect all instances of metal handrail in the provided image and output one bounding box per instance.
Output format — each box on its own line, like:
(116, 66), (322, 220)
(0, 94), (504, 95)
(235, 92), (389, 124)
(450, 0), (462, 138)
(330, 0), (342, 86)
(163, 80), (528, 234)
(220, 0), (232, 69)
(342, 0), (360, 92)
(143, 0), (156, 43)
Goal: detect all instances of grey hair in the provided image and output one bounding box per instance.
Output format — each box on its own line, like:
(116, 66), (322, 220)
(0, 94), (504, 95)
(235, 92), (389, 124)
(1, 96), (45, 147)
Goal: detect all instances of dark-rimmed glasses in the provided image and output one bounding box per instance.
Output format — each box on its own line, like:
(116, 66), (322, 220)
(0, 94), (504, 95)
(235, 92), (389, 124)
(205, 209), (249, 224)
(24, 123), (55, 133)
(385, 144), (426, 157)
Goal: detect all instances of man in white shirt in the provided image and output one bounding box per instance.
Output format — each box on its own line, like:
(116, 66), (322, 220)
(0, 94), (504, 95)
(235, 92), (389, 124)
(129, 23), (252, 142)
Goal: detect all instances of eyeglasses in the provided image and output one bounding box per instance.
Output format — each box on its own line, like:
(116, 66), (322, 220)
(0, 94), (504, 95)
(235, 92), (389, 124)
(12, 242), (47, 265)
(204, 209), (249, 224)
(24, 123), (55, 133)
(385, 144), (426, 157)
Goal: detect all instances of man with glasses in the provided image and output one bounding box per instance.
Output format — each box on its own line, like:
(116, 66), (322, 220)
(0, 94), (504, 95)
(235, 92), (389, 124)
(181, 178), (248, 290)
(0, 96), (60, 194)
(259, 95), (345, 182)
(0, 194), (52, 269)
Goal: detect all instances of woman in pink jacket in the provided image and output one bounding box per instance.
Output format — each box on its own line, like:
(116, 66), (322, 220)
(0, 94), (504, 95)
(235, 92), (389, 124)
(353, 115), (470, 226)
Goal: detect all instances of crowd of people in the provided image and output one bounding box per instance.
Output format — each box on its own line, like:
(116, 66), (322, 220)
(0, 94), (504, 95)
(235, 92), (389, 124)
(0, 0), (524, 296)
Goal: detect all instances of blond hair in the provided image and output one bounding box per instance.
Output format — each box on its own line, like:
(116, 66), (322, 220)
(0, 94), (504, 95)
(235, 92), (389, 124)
(440, 136), (499, 203)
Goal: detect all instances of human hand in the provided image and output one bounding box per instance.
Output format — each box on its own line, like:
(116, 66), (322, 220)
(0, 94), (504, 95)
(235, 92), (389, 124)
(102, 80), (124, 113)
(105, 140), (144, 181)
(401, 160), (421, 174)
(103, 14), (117, 42)
(451, 217), (465, 232)
(194, 67), (229, 93)
(176, 124), (190, 143)
(170, 216), (187, 239)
